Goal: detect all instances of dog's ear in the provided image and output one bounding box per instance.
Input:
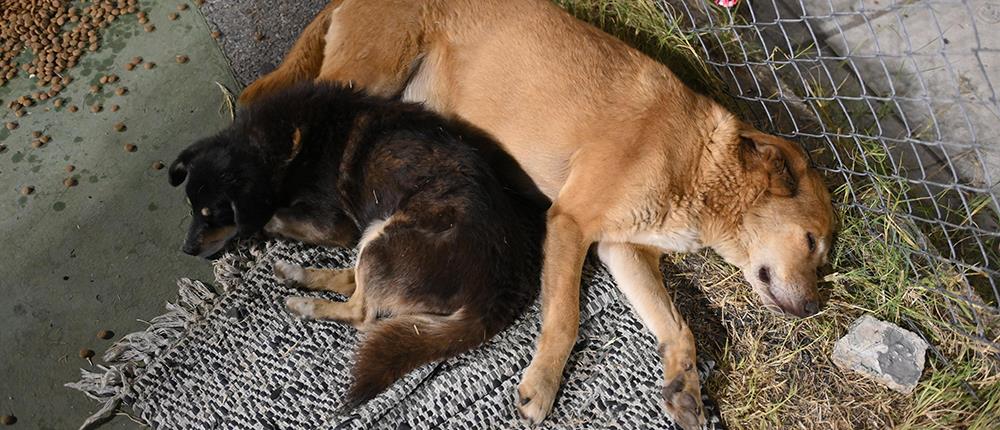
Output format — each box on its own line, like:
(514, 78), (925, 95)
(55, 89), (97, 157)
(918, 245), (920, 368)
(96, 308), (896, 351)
(168, 152), (192, 187)
(739, 133), (807, 197)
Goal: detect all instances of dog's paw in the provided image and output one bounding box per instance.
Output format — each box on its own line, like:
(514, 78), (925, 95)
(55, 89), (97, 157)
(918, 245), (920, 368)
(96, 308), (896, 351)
(274, 260), (305, 284)
(515, 365), (559, 426)
(285, 296), (319, 319)
(661, 362), (706, 430)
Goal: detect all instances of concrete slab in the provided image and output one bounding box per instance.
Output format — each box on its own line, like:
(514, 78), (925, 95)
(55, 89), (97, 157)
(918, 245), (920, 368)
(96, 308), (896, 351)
(0, 1), (238, 428)
(199, 0), (327, 85)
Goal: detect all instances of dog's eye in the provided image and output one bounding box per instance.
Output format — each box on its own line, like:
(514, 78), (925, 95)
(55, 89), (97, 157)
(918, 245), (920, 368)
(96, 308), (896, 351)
(806, 232), (816, 253)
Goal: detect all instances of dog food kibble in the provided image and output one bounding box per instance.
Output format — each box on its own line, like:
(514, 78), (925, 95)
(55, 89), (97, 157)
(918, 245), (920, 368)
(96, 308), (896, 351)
(20, 186), (34, 196)
(168, 12), (179, 20)
(4, 122), (16, 130)
(144, 62), (155, 70)
(40, 135), (50, 144)
(152, 160), (165, 170)
(31, 139), (43, 148)
(144, 24), (156, 32)
(114, 122), (126, 132)
(69, 105), (79, 112)
(115, 87), (127, 96)
(78, 348), (94, 359)
(90, 104), (102, 113)
(14, 110), (24, 118)
(178, 3), (189, 11)
(124, 143), (137, 152)
(131, 56), (143, 65)
(110, 104), (120, 112)
(66, 164), (75, 173)
(90, 84), (100, 94)
(0, 415), (16, 425)
(54, 98), (64, 108)
(176, 55), (189, 64)
(195, 0), (205, 6)
(31, 131), (42, 138)
(64, 177), (78, 188)
(125, 62), (135, 71)
(99, 75), (108, 84)
(97, 329), (114, 340)
(210, 31), (221, 39)
(255, 31), (265, 41)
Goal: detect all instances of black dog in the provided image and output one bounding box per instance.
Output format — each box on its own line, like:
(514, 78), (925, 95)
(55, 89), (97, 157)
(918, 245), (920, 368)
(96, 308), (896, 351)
(168, 82), (546, 407)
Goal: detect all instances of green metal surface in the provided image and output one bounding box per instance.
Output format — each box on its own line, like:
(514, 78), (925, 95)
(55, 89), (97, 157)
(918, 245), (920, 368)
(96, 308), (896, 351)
(0, 2), (238, 427)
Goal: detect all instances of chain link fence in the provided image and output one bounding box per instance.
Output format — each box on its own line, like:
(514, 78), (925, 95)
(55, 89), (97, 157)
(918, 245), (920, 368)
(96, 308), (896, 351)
(654, 0), (1000, 352)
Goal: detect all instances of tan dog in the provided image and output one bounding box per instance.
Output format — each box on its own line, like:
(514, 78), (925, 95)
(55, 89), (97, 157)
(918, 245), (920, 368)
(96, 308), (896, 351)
(239, 1), (836, 428)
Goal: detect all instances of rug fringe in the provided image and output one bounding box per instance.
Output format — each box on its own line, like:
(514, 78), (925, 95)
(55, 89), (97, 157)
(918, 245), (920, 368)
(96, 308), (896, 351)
(64, 277), (223, 429)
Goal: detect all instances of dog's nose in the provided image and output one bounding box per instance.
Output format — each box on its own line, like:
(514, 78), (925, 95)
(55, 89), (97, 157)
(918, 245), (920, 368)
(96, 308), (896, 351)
(802, 300), (819, 316)
(181, 243), (200, 256)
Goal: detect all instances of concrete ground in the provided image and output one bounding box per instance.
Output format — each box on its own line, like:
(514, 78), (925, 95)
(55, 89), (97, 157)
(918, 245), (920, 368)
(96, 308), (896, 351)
(0, 1), (240, 428)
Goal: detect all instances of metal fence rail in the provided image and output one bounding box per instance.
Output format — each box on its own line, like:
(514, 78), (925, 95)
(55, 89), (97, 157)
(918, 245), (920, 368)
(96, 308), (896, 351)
(658, 0), (1000, 350)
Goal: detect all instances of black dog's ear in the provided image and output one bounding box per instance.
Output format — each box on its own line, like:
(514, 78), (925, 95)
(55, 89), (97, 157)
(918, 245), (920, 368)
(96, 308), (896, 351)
(168, 156), (189, 187)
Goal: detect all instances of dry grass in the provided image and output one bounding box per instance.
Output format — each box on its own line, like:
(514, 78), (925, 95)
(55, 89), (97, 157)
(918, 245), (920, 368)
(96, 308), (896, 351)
(553, 0), (1000, 428)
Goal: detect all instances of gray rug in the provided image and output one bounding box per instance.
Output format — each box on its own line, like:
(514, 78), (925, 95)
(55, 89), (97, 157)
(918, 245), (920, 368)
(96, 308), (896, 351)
(69, 239), (724, 429)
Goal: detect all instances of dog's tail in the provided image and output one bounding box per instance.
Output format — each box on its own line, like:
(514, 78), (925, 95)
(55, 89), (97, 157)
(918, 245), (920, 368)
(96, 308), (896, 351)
(345, 307), (501, 408)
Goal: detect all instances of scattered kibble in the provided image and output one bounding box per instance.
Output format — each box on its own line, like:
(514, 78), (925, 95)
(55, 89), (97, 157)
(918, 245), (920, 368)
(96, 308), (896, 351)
(175, 54), (189, 64)
(177, 3), (189, 11)
(115, 87), (127, 96)
(20, 186), (34, 196)
(54, 98), (64, 108)
(90, 84), (100, 93)
(168, 12), (179, 20)
(99, 75), (108, 84)
(144, 24), (156, 32)
(68, 105), (79, 112)
(152, 160), (165, 170)
(110, 104), (120, 112)
(210, 31), (221, 39)
(144, 62), (155, 70)
(14, 110), (24, 118)
(125, 62), (135, 71)
(65, 164), (75, 173)
(195, 0), (205, 5)
(130, 56), (143, 65)
(0, 415), (16, 425)
(31, 131), (42, 138)
(4, 122), (16, 130)
(90, 104), (102, 113)
(114, 122), (126, 132)
(78, 348), (94, 359)
(97, 329), (114, 340)
(31, 139), (43, 148)
(124, 143), (137, 152)
(40, 135), (50, 143)
(64, 177), (78, 188)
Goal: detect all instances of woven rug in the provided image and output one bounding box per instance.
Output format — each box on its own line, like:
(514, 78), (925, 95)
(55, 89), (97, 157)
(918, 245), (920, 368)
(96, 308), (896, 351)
(69, 239), (725, 429)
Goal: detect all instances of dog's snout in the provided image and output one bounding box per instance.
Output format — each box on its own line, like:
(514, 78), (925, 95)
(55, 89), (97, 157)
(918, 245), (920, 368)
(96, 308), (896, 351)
(802, 300), (819, 316)
(757, 266), (771, 285)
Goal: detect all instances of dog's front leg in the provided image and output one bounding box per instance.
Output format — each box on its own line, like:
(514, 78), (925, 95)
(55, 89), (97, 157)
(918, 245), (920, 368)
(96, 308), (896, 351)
(597, 242), (706, 430)
(264, 205), (359, 248)
(517, 208), (590, 424)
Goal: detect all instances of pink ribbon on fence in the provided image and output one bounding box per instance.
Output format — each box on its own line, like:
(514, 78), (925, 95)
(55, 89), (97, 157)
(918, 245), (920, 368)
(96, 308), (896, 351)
(715, 0), (739, 7)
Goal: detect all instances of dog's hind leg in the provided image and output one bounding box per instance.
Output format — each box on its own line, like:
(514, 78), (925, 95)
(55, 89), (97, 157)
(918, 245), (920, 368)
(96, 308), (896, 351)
(239, 1), (345, 105)
(275, 261), (357, 296)
(596, 242), (706, 430)
(313, 1), (427, 97)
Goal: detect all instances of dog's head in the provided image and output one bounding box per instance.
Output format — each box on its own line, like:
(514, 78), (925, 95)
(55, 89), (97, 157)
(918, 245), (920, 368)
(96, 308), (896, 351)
(708, 123), (835, 318)
(167, 133), (278, 258)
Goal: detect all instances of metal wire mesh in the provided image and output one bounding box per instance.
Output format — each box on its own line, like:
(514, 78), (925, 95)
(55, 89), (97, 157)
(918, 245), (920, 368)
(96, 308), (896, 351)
(657, 0), (1000, 351)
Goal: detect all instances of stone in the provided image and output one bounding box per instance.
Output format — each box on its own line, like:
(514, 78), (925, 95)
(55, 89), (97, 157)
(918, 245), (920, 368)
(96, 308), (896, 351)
(832, 315), (928, 394)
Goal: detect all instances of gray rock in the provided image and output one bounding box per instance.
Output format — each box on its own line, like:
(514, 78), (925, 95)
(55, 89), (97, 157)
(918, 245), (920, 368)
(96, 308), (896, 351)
(832, 315), (928, 394)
